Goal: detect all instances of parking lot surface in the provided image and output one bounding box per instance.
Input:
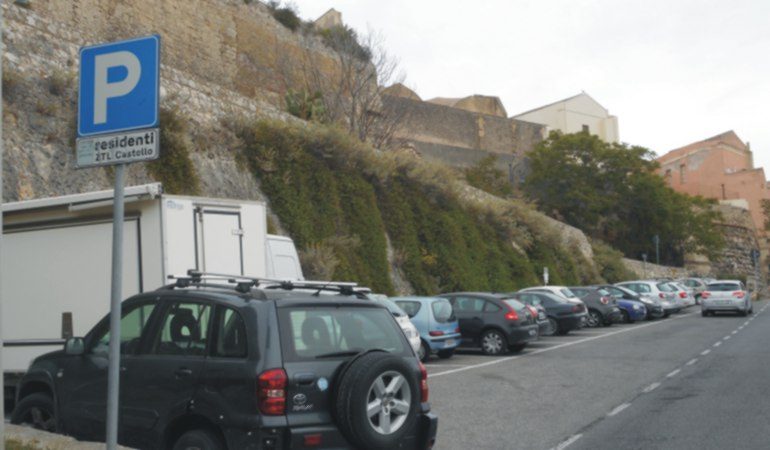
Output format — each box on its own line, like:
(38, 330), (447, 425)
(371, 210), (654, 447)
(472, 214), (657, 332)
(427, 301), (769, 449)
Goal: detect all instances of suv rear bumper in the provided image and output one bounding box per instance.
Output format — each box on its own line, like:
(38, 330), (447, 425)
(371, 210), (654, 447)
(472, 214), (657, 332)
(505, 324), (539, 345)
(280, 412), (438, 449)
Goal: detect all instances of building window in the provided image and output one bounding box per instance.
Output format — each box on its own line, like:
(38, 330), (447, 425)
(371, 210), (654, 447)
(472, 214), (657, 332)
(582, 125), (589, 133)
(679, 164), (686, 183)
(664, 169), (672, 185)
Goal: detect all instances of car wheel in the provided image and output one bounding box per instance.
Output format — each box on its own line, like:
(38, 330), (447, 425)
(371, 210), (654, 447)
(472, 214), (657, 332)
(620, 310), (631, 323)
(739, 309), (748, 317)
(417, 341), (430, 362)
(172, 429), (224, 450)
(701, 310), (708, 317)
(587, 310), (602, 328)
(437, 349), (454, 359)
(545, 318), (559, 336)
(480, 329), (507, 355)
(10, 392), (57, 433)
(335, 352), (420, 449)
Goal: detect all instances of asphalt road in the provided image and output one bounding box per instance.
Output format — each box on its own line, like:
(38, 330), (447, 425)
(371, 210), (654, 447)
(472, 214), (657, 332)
(426, 301), (769, 450)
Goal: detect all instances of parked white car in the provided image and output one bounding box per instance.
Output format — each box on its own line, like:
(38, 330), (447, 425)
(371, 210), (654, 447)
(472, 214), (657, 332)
(368, 294), (422, 353)
(615, 281), (681, 316)
(701, 280), (752, 316)
(666, 282), (697, 307)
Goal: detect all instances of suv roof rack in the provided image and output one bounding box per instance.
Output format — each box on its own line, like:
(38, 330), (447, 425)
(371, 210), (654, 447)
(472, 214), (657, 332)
(164, 269), (370, 297)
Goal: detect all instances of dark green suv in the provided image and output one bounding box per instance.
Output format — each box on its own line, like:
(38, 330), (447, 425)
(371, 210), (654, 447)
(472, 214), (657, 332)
(11, 273), (438, 449)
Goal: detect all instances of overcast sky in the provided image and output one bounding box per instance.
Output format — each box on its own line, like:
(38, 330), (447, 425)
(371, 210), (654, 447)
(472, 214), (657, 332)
(291, 0), (770, 168)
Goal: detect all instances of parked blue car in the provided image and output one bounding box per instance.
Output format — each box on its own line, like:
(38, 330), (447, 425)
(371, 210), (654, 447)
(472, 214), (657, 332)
(393, 296), (461, 362)
(616, 298), (647, 323)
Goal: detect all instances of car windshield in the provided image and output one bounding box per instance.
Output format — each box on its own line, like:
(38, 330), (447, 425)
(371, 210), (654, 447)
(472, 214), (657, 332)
(503, 299), (529, 312)
(657, 283), (675, 292)
(707, 283), (742, 292)
(431, 298), (455, 323)
(277, 307), (406, 361)
(560, 288), (576, 298)
(597, 288), (611, 296)
(394, 300), (422, 318)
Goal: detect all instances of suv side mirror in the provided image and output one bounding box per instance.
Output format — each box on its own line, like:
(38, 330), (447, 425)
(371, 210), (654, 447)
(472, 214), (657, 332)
(65, 337), (85, 356)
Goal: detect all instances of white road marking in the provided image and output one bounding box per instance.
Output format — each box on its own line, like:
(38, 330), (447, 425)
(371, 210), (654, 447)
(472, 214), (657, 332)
(734, 329), (740, 333)
(686, 358), (698, 366)
(701, 349), (711, 356)
(643, 382), (661, 393)
(607, 403), (632, 417)
(723, 335), (731, 341)
(554, 434), (583, 450)
(667, 369), (681, 378)
(713, 341), (722, 347)
(430, 312), (697, 378)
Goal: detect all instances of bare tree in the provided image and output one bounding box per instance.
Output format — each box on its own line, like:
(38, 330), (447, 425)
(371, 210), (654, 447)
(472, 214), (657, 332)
(276, 25), (410, 149)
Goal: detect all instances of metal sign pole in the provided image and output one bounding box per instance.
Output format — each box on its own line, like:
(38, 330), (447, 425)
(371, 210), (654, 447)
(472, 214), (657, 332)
(0, 0), (6, 445)
(105, 164), (126, 450)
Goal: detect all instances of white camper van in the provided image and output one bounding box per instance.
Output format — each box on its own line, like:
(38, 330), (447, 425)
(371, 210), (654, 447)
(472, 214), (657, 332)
(1, 183), (302, 396)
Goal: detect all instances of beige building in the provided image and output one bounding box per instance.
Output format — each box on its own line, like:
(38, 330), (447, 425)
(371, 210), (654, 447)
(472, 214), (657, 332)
(512, 92), (619, 143)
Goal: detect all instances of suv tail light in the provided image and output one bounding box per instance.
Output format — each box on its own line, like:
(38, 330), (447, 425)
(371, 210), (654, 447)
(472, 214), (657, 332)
(454, 326), (461, 333)
(600, 296), (610, 305)
(679, 292), (687, 299)
(702, 291), (710, 299)
(258, 368), (287, 415)
(429, 331), (445, 337)
(504, 304), (519, 321)
(659, 293), (665, 299)
(733, 291), (745, 299)
(572, 304), (583, 313)
(419, 362), (429, 403)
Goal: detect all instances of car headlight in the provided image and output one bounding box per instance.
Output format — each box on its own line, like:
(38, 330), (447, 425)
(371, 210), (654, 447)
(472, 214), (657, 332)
(633, 304), (642, 310)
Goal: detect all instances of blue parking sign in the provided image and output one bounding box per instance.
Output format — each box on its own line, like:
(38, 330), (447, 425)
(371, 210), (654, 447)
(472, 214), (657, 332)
(78, 35), (160, 137)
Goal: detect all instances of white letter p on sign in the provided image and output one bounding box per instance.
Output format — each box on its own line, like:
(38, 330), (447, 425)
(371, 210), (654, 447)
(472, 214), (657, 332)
(93, 51), (141, 125)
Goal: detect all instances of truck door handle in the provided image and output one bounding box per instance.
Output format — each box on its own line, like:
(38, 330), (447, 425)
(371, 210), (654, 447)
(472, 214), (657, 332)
(175, 368), (193, 378)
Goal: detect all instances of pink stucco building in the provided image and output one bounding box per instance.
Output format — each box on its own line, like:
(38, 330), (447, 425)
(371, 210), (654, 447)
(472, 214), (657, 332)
(657, 131), (769, 235)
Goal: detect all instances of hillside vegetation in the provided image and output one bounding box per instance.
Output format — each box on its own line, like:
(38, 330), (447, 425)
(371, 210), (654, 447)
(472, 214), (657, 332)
(231, 119), (624, 294)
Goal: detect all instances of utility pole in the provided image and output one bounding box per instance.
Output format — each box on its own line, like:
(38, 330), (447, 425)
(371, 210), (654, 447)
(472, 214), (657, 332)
(642, 253), (648, 279)
(653, 235), (660, 265)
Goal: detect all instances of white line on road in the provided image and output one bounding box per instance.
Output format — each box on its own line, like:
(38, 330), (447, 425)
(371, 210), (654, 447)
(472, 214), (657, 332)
(686, 358), (698, 366)
(643, 382), (661, 393)
(554, 434), (583, 450)
(430, 312), (697, 378)
(607, 403), (632, 417)
(732, 330), (738, 334)
(701, 349), (711, 355)
(713, 341), (722, 347)
(723, 335), (731, 341)
(667, 369), (681, 378)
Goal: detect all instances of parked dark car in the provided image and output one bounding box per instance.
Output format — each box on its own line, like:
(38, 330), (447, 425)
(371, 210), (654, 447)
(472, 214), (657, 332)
(508, 291), (585, 336)
(438, 293), (539, 355)
(592, 284), (665, 319)
(11, 274), (438, 450)
(569, 287), (622, 327)
(524, 301), (553, 336)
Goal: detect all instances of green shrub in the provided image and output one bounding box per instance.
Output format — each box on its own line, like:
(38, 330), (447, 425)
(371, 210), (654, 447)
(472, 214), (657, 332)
(267, 1), (301, 31)
(235, 119), (606, 294)
(591, 239), (634, 283)
(285, 89), (326, 121)
(465, 155), (514, 198)
(148, 107), (201, 195)
(318, 25), (371, 61)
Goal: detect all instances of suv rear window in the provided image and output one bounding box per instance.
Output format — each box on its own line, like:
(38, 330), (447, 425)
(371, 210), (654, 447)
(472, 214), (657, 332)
(502, 299), (528, 312)
(560, 288), (576, 298)
(707, 283), (741, 292)
(278, 307), (406, 361)
(395, 301), (421, 318)
(431, 299), (454, 323)
(657, 283), (675, 292)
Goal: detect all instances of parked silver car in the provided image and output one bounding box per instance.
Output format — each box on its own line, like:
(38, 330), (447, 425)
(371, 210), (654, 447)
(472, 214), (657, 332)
(615, 281), (681, 316)
(701, 280), (752, 316)
(677, 277), (708, 303)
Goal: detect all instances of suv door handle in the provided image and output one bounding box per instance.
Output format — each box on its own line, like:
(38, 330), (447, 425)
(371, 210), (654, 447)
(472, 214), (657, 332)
(175, 368), (193, 378)
(295, 373), (317, 385)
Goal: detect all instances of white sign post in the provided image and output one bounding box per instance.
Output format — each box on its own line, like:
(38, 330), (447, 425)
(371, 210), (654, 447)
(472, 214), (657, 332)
(543, 267), (549, 286)
(1, 4), (6, 447)
(78, 35), (160, 450)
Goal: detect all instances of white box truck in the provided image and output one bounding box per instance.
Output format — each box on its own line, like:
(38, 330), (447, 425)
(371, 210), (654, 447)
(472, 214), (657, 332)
(1, 183), (302, 405)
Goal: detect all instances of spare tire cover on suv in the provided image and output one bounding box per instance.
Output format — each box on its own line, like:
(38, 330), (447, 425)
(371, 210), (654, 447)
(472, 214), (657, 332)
(334, 351), (420, 449)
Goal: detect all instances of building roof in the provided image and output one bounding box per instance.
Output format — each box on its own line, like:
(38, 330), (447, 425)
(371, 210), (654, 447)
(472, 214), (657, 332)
(512, 91), (608, 118)
(382, 83), (421, 101)
(425, 95), (507, 117)
(657, 130), (748, 165)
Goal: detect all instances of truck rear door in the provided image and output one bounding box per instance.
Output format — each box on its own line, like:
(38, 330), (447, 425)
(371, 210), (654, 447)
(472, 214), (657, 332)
(195, 207), (244, 275)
